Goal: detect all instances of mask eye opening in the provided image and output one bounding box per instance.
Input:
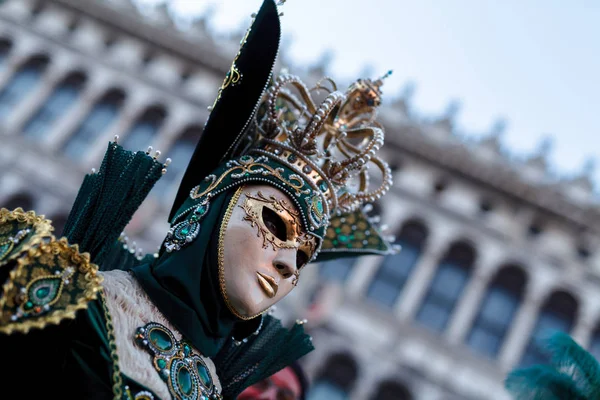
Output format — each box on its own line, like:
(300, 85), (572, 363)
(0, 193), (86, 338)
(296, 249), (309, 270)
(261, 206), (287, 241)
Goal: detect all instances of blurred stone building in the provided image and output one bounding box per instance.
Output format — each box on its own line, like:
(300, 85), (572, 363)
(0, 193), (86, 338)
(1, 1), (600, 399)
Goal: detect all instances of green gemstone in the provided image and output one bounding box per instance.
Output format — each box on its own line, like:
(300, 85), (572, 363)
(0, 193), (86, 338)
(177, 366), (193, 395)
(335, 228), (341, 234)
(319, 181), (328, 192)
(0, 242), (11, 260)
(339, 235), (349, 243)
(149, 328), (173, 351)
(197, 361), (212, 387)
(157, 358), (167, 369)
(190, 215), (199, 222)
(197, 205), (207, 215)
(183, 343), (191, 356)
(179, 225), (190, 236)
(25, 301), (33, 309)
(35, 286), (50, 299)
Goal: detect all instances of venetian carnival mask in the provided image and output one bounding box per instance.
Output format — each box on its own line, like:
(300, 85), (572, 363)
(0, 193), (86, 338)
(219, 184), (317, 319)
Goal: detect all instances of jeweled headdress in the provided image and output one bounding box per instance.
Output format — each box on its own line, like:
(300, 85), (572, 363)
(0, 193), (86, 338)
(167, 0), (395, 260)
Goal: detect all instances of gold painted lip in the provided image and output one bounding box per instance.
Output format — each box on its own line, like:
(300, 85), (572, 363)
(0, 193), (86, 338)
(256, 272), (278, 298)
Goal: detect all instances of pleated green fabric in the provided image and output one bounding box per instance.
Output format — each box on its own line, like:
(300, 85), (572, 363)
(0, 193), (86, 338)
(63, 141), (164, 267)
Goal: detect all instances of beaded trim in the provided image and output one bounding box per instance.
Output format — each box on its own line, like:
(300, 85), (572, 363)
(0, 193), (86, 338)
(0, 207), (54, 267)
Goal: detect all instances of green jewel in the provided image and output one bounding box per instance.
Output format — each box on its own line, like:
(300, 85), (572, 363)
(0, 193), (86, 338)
(339, 235), (349, 243)
(335, 228), (341, 234)
(239, 155), (253, 165)
(28, 277), (62, 306)
(36, 286), (50, 299)
(157, 358), (167, 369)
(0, 241), (12, 260)
(197, 361), (212, 387)
(180, 226), (190, 236)
(149, 327), (174, 351)
(190, 215), (199, 223)
(177, 365), (193, 395)
(24, 301), (33, 310)
(196, 204), (208, 215)
(318, 181), (328, 192)
(183, 343), (191, 356)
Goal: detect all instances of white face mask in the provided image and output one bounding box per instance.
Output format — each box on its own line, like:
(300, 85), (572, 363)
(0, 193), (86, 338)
(219, 184), (317, 320)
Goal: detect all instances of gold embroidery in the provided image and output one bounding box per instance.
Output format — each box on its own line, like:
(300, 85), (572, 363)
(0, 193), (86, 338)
(0, 238), (103, 334)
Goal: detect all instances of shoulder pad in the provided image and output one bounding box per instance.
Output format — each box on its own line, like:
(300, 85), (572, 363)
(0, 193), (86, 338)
(0, 208), (53, 266)
(0, 208), (103, 334)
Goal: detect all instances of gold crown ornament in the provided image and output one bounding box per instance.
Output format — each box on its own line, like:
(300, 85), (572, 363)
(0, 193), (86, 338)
(167, 72), (396, 259)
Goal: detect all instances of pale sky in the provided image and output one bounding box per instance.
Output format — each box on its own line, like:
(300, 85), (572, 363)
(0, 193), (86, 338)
(137, 0), (600, 187)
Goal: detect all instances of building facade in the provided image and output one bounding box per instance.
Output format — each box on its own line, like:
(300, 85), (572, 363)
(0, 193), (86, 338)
(1, 1), (600, 399)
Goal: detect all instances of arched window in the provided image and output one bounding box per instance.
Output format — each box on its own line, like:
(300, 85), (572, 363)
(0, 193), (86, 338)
(121, 105), (166, 151)
(589, 325), (600, 361)
(153, 125), (199, 199)
(2, 192), (34, 210)
(0, 55), (49, 121)
(308, 353), (357, 400)
(416, 241), (476, 332)
(320, 258), (357, 282)
(467, 265), (526, 357)
(0, 39), (13, 70)
(23, 71), (86, 138)
(367, 220), (428, 307)
(63, 89), (125, 160)
(371, 380), (412, 400)
(520, 290), (578, 367)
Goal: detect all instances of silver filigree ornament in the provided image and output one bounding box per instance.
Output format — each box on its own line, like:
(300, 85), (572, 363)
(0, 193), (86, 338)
(164, 197), (211, 253)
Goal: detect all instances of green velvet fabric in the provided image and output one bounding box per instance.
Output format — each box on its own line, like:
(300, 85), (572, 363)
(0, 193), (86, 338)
(131, 191), (239, 358)
(1, 299), (156, 399)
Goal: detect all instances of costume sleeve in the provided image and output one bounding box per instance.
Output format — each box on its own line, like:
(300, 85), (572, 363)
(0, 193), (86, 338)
(0, 208), (109, 396)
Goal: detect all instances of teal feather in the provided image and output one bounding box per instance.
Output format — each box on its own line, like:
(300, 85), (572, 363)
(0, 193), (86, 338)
(63, 141), (165, 268)
(506, 365), (588, 400)
(505, 332), (600, 400)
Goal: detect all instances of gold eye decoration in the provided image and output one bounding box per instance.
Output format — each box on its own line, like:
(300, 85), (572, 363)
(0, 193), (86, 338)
(241, 191), (317, 268)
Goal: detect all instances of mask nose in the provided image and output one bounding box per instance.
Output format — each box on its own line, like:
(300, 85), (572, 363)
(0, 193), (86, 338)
(273, 247), (297, 279)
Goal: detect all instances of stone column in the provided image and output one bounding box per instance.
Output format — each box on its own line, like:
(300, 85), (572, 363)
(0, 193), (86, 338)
(346, 255), (386, 297)
(45, 76), (106, 149)
(8, 63), (66, 134)
(497, 273), (551, 370)
(83, 91), (149, 168)
(571, 299), (599, 348)
(446, 247), (503, 344)
(396, 230), (451, 320)
(0, 54), (24, 98)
